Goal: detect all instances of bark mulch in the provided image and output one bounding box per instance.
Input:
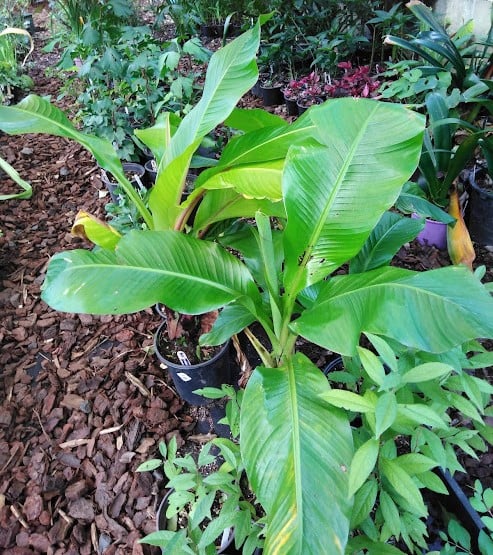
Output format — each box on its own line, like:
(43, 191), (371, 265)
(1, 9), (493, 555)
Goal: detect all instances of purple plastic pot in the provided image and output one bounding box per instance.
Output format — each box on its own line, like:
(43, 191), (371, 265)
(411, 213), (448, 249)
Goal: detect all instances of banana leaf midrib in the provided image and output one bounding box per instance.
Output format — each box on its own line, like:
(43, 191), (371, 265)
(55, 260), (250, 297)
(219, 123), (318, 168)
(295, 104), (380, 287)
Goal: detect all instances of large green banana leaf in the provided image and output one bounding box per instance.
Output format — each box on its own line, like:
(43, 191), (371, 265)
(0, 95), (152, 228)
(282, 99), (425, 296)
(349, 211), (424, 274)
(149, 22), (261, 229)
(240, 354), (353, 555)
(192, 189), (285, 234)
(292, 265), (493, 356)
(41, 230), (262, 316)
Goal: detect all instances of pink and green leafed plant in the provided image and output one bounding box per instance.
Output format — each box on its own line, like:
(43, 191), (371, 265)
(324, 61), (381, 98)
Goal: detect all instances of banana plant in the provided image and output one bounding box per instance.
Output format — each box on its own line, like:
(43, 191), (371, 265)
(17, 97), (493, 554)
(3, 28), (493, 555)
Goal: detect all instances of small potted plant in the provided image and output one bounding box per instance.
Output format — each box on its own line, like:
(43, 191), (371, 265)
(137, 390), (264, 554)
(294, 71), (324, 114)
(323, 61), (381, 99)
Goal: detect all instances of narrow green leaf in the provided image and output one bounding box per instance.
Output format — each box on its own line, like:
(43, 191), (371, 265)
(397, 404), (447, 430)
(416, 470), (448, 494)
(395, 453), (438, 475)
(136, 459), (162, 472)
(365, 333), (398, 372)
(0, 156), (32, 200)
(401, 362), (453, 383)
(375, 392), (397, 438)
(350, 479), (378, 528)
(379, 458), (426, 515)
(348, 439), (379, 497)
(357, 347), (386, 386)
(379, 490), (401, 539)
(320, 390), (376, 413)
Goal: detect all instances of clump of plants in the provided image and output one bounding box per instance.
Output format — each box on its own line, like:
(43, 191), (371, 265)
(0, 27), (33, 104)
(69, 31), (210, 160)
(324, 61), (381, 98)
(2, 22), (493, 555)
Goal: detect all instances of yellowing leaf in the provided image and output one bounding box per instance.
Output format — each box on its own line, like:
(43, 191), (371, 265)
(447, 187), (475, 269)
(71, 211), (121, 250)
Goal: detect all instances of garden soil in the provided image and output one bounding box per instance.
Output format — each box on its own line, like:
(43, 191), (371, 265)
(1, 9), (493, 555)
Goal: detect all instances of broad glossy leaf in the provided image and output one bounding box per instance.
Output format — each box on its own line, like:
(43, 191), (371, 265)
(199, 303), (256, 346)
(282, 99), (424, 294)
(349, 211), (424, 273)
(292, 265), (493, 356)
(134, 112), (180, 164)
(0, 95), (152, 228)
(149, 24), (261, 229)
(163, 23), (260, 168)
(201, 160), (284, 200)
(192, 189), (285, 234)
(241, 354), (353, 554)
(211, 117), (317, 169)
(42, 230), (261, 315)
(225, 107), (288, 132)
(150, 141), (199, 230)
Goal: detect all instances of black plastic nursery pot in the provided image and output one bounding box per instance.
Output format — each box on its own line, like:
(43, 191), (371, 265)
(467, 173), (493, 246)
(260, 84), (284, 107)
(154, 320), (232, 406)
(144, 159), (157, 185)
(100, 162), (146, 203)
(283, 94), (299, 116)
(430, 468), (485, 554)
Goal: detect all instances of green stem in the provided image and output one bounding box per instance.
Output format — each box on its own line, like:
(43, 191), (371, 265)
(113, 171), (154, 230)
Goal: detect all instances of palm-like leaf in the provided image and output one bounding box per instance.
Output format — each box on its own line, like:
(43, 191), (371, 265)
(349, 212), (424, 273)
(42, 230), (261, 316)
(282, 99), (425, 295)
(150, 23), (261, 229)
(0, 95), (152, 227)
(292, 266), (493, 356)
(192, 189), (285, 234)
(241, 354), (353, 554)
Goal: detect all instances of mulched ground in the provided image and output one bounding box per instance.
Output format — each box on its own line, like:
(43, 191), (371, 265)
(1, 8), (493, 555)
